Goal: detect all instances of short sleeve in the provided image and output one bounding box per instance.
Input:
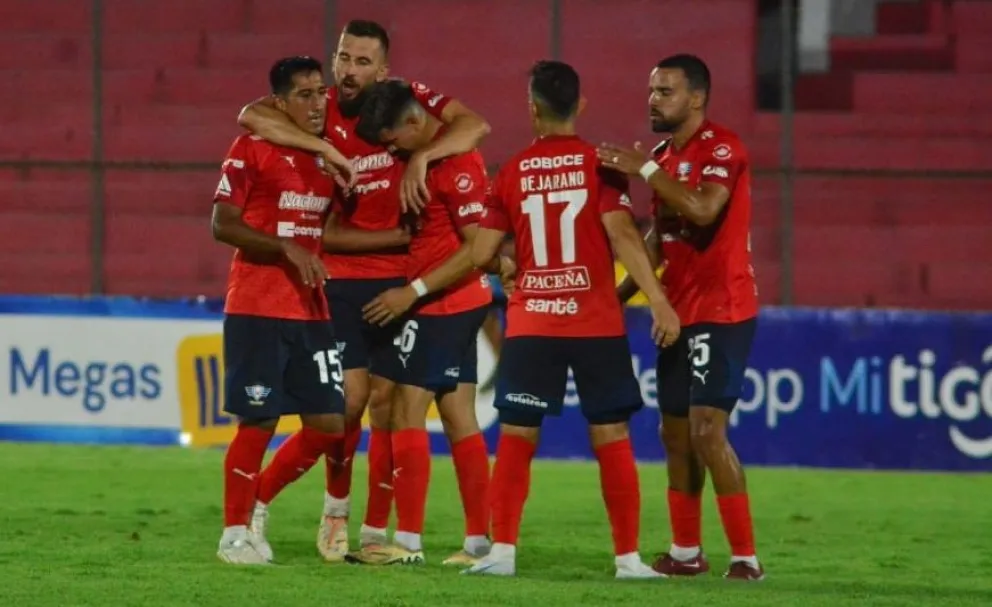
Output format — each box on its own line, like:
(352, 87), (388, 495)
(699, 139), (745, 189)
(410, 81), (452, 119)
(437, 153), (489, 228)
(213, 136), (257, 208)
(480, 169), (510, 232)
(596, 167), (634, 215)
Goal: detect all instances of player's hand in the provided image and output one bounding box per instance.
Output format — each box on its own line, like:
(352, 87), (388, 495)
(596, 142), (650, 176)
(647, 296), (680, 348)
(401, 152), (431, 214)
(280, 239), (328, 288)
(362, 286), (417, 326)
(498, 256), (516, 296)
(318, 141), (357, 190)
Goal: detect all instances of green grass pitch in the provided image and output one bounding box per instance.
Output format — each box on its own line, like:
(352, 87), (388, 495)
(1, 442), (990, 606)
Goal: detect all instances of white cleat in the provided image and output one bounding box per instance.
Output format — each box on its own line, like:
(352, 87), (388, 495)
(248, 503), (274, 562)
(462, 555), (516, 577)
(615, 557), (667, 580)
(317, 515), (349, 562)
(217, 537), (269, 565)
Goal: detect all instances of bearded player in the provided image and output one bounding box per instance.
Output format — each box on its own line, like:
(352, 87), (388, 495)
(237, 20), (491, 562)
(465, 60), (680, 579)
(212, 56), (343, 565)
(600, 54), (763, 581)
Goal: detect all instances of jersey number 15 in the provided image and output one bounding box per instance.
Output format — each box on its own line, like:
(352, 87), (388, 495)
(522, 188), (587, 267)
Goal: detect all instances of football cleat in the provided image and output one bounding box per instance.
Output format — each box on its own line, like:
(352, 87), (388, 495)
(462, 555), (515, 577)
(442, 549), (483, 567)
(652, 551), (710, 576)
(317, 515), (349, 563)
(248, 504), (273, 562)
(345, 543), (425, 566)
(615, 558), (667, 580)
(724, 560), (765, 581)
(217, 537), (269, 565)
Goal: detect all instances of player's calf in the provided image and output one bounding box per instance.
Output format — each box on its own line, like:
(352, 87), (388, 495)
(689, 405), (762, 577)
(656, 414), (708, 573)
(438, 383), (491, 565)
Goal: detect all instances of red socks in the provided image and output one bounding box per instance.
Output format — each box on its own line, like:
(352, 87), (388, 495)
(717, 493), (756, 557)
(391, 428), (431, 535)
(325, 420), (363, 499)
(223, 424), (273, 527)
(451, 433), (491, 537)
(256, 427), (341, 505)
(489, 434), (536, 545)
(595, 438), (640, 556)
(363, 426), (393, 529)
(668, 488), (703, 548)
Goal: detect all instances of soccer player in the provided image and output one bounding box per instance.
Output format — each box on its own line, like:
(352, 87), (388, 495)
(342, 79), (512, 565)
(211, 56), (344, 565)
(600, 54), (763, 580)
(465, 60), (680, 579)
(237, 20), (492, 562)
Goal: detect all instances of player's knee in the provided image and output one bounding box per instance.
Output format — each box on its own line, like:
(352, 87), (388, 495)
(239, 418), (278, 432)
(365, 382), (395, 428)
(688, 408), (728, 454)
(498, 408), (543, 430)
(499, 422), (540, 443)
(301, 412), (345, 435)
(438, 400), (481, 442)
(660, 417), (692, 455)
(587, 421), (628, 448)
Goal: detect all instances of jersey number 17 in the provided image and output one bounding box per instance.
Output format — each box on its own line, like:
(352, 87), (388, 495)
(521, 188), (587, 267)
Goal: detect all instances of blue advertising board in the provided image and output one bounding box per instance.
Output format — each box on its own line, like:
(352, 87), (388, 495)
(1, 295), (990, 472)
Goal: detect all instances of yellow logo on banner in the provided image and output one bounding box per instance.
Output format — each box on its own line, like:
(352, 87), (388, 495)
(175, 333), (458, 448)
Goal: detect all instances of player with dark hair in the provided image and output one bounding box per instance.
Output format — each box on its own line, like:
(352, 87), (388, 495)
(600, 53), (764, 581)
(465, 60), (679, 578)
(212, 56), (344, 565)
(237, 20), (492, 562)
(340, 79), (512, 566)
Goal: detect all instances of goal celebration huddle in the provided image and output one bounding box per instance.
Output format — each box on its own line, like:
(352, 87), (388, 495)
(210, 19), (762, 581)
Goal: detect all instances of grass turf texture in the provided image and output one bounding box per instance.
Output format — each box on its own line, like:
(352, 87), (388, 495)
(1, 442), (990, 606)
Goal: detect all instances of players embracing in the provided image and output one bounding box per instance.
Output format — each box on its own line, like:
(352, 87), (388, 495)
(237, 20), (493, 564)
(601, 54), (764, 580)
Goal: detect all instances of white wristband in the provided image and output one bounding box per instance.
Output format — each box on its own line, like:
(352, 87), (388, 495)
(410, 278), (428, 298)
(639, 160), (661, 181)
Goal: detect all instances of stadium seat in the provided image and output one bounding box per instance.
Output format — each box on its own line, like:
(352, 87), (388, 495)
(0, 34), (91, 69)
(0, 169), (92, 213)
(102, 33), (321, 71)
(103, 170), (219, 215)
(0, 0), (91, 33)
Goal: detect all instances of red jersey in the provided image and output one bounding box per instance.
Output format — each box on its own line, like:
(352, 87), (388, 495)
(409, 146), (492, 316)
(214, 134), (333, 320)
(652, 120), (758, 325)
(322, 80), (451, 279)
(482, 135), (633, 339)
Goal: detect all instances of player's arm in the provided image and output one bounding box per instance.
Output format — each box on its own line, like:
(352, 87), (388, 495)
(237, 96), (355, 185)
(211, 141), (327, 287)
(603, 210), (679, 346)
(616, 216), (661, 303)
(401, 83), (492, 212)
(322, 210), (410, 253)
(597, 141), (738, 227)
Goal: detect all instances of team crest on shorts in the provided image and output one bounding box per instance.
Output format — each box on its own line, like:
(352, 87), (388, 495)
(245, 384), (272, 406)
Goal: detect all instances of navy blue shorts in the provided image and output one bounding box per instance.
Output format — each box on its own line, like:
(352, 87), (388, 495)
(656, 318), (757, 416)
(324, 277), (407, 381)
(395, 305), (488, 393)
(223, 314), (345, 420)
(495, 336), (644, 426)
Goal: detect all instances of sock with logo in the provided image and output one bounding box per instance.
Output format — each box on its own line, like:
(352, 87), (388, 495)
(668, 488), (703, 559)
(595, 438), (640, 556)
(223, 424), (273, 527)
(392, 428), (431, 539)
(326, 419), (363, 500)
(451, 433), (491, 539)
(489, 434), (536, 546)
(363, 426), (393, 530)
(717, 493), (757, 561)
(256, 427), (341, 505)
